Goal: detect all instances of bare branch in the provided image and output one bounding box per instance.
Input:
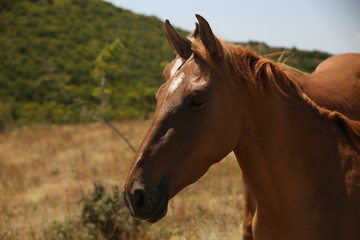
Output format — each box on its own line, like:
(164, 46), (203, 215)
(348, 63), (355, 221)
(103, 119), (137, 153)
(83, 71), (137, 153)
(83, 106), (137, 153)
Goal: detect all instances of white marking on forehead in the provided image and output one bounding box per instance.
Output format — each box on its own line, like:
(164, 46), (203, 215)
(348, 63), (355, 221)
(170, 58), (183, 78)
(168, 72), (185, 95)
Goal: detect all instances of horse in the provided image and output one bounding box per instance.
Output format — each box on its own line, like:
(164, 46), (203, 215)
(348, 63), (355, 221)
(124, 15), (360, 239)
(163, 53), (360, 240)
(163, 40), (360, 240)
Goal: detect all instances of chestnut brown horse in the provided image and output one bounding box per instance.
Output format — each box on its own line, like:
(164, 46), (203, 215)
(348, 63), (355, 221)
(163, 48), (360, 240)
(124, 15), (360, 239)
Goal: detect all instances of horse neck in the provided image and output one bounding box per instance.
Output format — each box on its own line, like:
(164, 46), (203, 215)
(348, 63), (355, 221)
(232, 70), (347, 222)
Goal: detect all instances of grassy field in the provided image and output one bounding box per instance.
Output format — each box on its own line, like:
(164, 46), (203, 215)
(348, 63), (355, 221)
(0, 120), (245, 239)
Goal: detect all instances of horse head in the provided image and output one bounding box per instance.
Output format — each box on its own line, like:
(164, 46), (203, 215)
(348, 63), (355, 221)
(123, 15), (242, 222)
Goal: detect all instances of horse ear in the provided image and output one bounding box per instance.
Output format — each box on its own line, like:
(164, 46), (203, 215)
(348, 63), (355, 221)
(195, 14), (223, 60)
(165, 20), (192, 60)
(189, 23), (199, 39)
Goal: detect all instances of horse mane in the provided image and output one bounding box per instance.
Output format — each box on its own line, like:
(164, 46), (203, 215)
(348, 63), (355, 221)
(191, 39), (360, 150)
(192, 38), (303, 96)
(326, 111), (360, 149)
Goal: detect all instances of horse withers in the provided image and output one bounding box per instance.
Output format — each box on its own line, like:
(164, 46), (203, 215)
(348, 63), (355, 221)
(124, 15), (360, 240)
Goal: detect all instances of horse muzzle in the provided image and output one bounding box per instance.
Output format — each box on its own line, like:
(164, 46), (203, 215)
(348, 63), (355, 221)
(123, 182), (169, 223)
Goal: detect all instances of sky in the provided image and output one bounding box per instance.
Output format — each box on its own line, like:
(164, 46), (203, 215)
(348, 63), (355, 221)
(105, 0), (360, 54)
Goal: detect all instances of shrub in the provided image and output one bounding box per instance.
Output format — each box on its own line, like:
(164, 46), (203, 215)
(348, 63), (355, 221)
(43, 219), (100, 240)
(43, 182), (148, 240)
(80, 182), (147, 240)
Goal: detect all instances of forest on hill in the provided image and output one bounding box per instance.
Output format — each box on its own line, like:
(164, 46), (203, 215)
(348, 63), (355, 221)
(0, 0), (331, 129)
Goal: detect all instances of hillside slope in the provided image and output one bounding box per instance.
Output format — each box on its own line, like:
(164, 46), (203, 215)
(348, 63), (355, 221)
(0, 0), (176, 126)
(0, 0), (331, 127)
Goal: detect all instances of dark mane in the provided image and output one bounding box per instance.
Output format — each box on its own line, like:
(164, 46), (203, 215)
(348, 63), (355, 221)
(192, 39), (360, 150)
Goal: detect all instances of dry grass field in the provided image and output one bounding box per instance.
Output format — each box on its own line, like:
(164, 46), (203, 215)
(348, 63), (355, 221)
(0, 120), (245, 239)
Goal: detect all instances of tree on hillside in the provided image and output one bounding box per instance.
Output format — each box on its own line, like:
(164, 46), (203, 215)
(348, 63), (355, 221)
(88, 38), (136, 153)
(93, 38), (125, 84)
(92, 37), (158, 120)
(91, 38), (124, 119)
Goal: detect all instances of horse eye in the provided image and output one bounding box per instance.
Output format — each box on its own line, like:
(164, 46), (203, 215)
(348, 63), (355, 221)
(190, 97), (205, 108)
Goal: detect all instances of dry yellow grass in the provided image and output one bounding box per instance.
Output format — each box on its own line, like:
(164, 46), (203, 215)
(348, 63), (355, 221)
(0, 120), (245, 239)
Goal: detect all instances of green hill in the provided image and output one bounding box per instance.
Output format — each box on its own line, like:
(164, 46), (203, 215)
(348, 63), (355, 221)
(0, 0), (331, 128)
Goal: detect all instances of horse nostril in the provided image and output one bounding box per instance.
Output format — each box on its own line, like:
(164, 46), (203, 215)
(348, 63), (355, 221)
(131, 189), (148, 210)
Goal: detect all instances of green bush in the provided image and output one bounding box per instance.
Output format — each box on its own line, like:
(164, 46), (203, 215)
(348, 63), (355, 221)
(43, 219), (100, 240)
(13, 101), (84, 125)
(81, 183), (147, 240)
(43, 182), (148, 240)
